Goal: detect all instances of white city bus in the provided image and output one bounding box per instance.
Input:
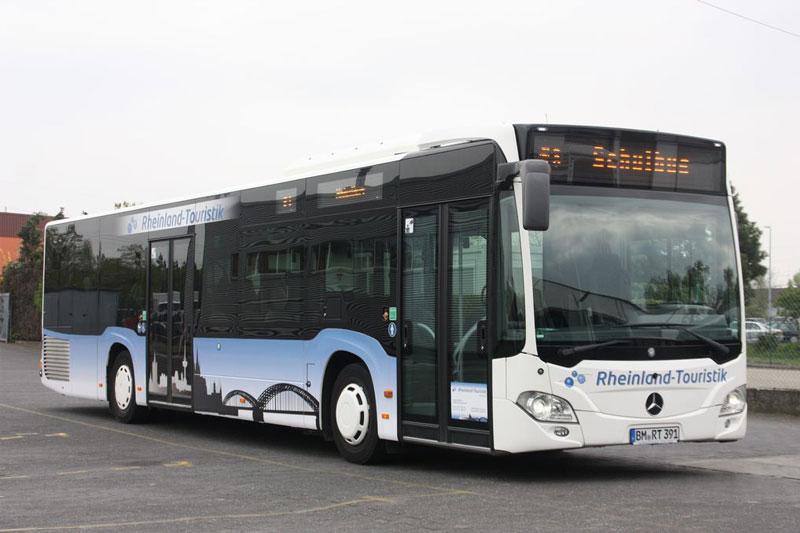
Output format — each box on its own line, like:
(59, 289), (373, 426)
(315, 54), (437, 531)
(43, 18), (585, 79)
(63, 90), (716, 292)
(41, 124), (746, 463)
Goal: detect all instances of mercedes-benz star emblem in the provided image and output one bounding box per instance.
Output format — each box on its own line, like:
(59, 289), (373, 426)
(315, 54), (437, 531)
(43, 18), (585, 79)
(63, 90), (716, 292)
(645, 393), (664, 416)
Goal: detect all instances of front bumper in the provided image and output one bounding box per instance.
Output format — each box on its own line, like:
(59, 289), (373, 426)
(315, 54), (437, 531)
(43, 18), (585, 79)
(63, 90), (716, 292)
(492, 398), (746, 453)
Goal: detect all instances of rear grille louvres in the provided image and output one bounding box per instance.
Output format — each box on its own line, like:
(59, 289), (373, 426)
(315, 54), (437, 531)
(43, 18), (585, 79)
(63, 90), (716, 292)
(43, 336), (70, 381)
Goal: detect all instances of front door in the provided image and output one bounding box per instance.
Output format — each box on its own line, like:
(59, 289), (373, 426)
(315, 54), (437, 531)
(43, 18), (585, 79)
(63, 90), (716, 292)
(147, 237), (194, 406)
(400, 199), (491, 447)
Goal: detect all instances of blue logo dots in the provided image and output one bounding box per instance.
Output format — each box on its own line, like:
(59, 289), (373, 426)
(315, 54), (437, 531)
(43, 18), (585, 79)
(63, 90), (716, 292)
(126, 217), (138, 234)
(565, 371), (586, 388)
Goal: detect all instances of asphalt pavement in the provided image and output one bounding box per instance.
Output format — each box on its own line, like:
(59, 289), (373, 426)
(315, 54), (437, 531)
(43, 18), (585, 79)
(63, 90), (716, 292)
(1, 341), (799, 532)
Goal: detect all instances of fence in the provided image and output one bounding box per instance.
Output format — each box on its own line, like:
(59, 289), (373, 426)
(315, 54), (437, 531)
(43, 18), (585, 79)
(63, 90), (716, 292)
(0, 293), (9, 343)
(745, 286), (800, 390)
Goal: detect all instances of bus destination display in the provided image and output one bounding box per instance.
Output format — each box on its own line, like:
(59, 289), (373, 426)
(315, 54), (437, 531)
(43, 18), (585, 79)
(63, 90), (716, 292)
(525, 129), (724, 194)
(538, 145), (690, 174)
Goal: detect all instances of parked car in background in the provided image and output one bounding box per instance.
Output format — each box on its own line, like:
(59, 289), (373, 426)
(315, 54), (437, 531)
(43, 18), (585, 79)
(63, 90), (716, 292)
(774, 318), (799, 343)
(745, 320), (779, 343)
(753, 318), (781, 334)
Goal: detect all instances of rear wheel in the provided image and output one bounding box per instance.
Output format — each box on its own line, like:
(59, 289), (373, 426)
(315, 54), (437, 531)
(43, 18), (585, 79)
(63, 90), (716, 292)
(109, 351), (148, 423)
(331, 363), (385, 464)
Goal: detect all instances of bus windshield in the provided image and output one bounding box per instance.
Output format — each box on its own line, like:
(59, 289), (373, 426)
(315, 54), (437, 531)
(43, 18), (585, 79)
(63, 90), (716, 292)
(530, 190), (740, 362)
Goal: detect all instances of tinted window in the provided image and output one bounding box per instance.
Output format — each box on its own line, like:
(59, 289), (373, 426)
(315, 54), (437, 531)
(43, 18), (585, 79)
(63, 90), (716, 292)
(44, 220), (100, 335)
(399, 142), (497, 205)
(239, 224), (306, 338)
(196, 219), (240, 335)
(305, 210), (396, 353)
(230, 253), (240, 279)
(98, 216), (148, 333)
(495, 191), (526, 357)
(306, 162), (398, 214)
(240, 179), (305, 226)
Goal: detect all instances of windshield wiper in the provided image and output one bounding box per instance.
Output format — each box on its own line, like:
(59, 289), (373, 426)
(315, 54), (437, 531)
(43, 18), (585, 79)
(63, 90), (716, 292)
(613, 322), (730, 356)
(558, 339), (632, 357)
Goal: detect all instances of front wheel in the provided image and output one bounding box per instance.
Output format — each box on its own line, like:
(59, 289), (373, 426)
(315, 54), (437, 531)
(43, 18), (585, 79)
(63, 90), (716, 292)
(331, 363), (385, 464)
(109, 351), (149, 423)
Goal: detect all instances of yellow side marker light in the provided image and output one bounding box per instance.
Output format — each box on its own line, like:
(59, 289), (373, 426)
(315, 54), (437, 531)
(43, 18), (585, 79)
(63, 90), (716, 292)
(381, 413), (390, 420)
(137, 386), (142, 391)
(99, 383), (103, 388)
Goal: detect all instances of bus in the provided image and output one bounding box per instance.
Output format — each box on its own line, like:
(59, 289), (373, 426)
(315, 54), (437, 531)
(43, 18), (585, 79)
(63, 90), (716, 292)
(40, 124), (746, 463)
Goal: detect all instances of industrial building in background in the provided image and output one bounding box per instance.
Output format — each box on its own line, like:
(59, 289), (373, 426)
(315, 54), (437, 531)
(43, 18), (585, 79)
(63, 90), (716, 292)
(0, 212), (51, 274)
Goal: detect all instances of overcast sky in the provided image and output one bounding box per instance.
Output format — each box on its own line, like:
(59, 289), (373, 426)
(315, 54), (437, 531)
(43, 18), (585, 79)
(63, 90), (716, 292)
(1, 0), (798, 284)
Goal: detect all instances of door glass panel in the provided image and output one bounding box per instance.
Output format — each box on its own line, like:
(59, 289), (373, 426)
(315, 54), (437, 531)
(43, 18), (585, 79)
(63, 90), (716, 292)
(448, 200), (489, 424)
(171, 238), (192, 399)
(148, 242), (170, 397)
(401, 208), (438, 421)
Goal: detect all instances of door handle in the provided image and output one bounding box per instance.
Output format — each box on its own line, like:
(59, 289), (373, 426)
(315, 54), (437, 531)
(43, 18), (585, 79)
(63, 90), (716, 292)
(402, 320), (413, 354)
(477, 320), (488, 358)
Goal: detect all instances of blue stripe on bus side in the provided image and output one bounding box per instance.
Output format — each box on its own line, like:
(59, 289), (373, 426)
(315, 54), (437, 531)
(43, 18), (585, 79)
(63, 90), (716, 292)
(42, 328), (398, 442)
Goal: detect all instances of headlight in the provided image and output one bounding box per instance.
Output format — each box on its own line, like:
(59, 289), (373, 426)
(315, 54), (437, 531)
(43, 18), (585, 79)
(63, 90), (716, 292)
(517, 391), (578, 423)
(720, 385), (746, 416)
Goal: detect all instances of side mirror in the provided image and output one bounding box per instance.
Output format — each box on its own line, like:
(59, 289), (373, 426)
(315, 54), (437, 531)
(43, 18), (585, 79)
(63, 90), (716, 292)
(521, 159), (551, 231)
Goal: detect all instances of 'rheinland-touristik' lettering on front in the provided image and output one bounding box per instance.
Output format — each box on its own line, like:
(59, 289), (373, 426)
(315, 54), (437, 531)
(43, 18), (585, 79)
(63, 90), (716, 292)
(595, 368), (728, 387)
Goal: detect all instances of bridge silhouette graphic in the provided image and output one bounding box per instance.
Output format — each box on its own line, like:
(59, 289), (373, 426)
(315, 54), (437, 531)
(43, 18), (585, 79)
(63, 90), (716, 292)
(222, 383), (320, 422)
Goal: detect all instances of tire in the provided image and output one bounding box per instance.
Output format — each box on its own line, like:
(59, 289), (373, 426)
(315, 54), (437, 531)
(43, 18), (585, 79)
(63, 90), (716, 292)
(109, 351), (148, 424)
(330, 363), (385, 464)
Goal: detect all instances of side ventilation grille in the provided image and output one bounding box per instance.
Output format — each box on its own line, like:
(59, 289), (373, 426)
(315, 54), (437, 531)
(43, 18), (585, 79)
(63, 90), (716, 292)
(43, 335), (70, 382)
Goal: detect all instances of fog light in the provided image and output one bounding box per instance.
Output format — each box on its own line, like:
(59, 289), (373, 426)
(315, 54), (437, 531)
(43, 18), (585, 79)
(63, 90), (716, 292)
(517, 391), (578, 423)
(720, 385), (746, 416)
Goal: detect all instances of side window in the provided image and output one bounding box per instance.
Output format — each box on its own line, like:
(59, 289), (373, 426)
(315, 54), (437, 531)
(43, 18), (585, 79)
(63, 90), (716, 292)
(353, 239), (392, 297)
(230, 253), (240, 279)
(496, 191), (526, 357)
(306, 162), (398, 214)
(323, 241), (353, 292)
(44, 220), (101, 335)
(238, 225), (306, 337)
(311, 239), (393, 296)
(305, 211), (397, 353)
(198, 220), (239, 335)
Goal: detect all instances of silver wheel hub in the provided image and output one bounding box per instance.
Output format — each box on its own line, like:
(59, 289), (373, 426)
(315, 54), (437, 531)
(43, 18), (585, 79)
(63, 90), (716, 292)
(114, 365), (133, 411)
(335, 383), (370, 446)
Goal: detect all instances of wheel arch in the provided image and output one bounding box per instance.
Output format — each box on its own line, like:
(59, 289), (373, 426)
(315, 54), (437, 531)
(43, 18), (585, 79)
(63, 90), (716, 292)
(106, 342), (131, 401)
(311, 329), (398, 443)
(98, 328), (147, 406)
(321, 351), (366, 440)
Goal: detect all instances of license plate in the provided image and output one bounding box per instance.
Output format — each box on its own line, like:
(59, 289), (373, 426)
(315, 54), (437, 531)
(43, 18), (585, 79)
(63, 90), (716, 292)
(629, 426), (680, 445)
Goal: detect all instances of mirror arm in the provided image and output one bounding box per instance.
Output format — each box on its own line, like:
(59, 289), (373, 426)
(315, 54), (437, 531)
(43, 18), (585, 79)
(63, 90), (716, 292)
(495, 159), (551, 230)
(495, 162), (521, 191)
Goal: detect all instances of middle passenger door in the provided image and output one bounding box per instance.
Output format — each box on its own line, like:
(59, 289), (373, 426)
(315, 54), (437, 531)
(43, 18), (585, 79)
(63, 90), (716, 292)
(400, 198), (491, 448)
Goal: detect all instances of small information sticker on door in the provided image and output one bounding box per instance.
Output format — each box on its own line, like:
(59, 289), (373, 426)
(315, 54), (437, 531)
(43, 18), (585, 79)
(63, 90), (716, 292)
(450, 382), (488, 422)
(404, 218), (414, 234)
